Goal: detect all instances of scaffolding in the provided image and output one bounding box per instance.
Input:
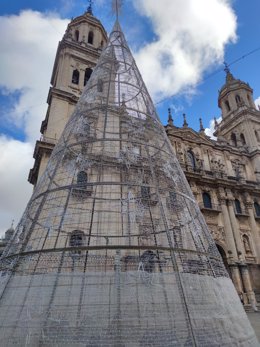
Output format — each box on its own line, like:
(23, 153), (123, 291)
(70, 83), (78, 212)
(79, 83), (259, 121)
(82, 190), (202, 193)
(0, 20), (258, 346)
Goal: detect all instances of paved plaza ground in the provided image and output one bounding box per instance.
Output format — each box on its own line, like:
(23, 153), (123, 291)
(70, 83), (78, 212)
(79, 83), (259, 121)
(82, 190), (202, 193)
(247, 312), (260, 342)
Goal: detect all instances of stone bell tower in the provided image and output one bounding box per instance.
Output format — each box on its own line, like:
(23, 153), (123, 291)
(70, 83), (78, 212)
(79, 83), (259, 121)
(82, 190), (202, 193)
(215, 66), (260, 181)
(28, 4), (108, 186)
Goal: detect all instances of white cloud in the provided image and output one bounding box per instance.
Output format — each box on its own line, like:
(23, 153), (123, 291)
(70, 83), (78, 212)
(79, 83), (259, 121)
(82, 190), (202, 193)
(205, 116), (222, 139)
(255, 97), (260, 109)
(133, 0), (237, 101)
(0, 10), (69, 142)
(0, 136), (33, 236)
(0, 10), (69, 236)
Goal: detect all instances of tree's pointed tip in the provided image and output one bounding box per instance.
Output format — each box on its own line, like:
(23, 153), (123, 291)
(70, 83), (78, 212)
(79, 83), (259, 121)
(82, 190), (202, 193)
(112, 19), (121, 32)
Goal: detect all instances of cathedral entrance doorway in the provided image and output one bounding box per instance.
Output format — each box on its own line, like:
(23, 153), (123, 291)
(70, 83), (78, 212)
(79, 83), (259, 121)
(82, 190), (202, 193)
(216, 244), (231, 276)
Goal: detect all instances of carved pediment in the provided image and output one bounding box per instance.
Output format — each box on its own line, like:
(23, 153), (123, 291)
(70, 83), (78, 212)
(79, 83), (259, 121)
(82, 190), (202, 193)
(168, 128), (213, 146)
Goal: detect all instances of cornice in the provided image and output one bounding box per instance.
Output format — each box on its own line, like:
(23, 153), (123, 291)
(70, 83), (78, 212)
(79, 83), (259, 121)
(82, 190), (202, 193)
(69, 14), (108, 39)
(167, 126), (253, 157)
(61, 40), (102, 59)
(217, 108), (260, 134)
(166, 126), (213, 146)
(49, 87), (79, 104)
(184, 169), (260, 193)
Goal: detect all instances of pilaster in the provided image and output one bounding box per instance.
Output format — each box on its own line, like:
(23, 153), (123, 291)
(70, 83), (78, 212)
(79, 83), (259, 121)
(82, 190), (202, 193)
(227, 198), (244, 260)
(218, 189), (238, 260)
(229, 264), (243, 294)
(245, 200), (260, 258)
(239, 263), (257, 306)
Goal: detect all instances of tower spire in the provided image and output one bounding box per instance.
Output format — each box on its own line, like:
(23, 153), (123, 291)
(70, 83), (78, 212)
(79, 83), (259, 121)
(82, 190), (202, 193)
(183, 113), (188, 127)
(167, 108), (173, 126)
(214, 116), (218, 129)
(199, 117), (205, 132)
(224, 61), (235, 83)
(224, 61), (230, 75)
(87, 0), (93, 15)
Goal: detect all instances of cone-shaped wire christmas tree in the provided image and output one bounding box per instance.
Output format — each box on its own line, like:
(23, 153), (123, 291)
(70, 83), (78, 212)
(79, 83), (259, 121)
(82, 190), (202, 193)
(0, 20), (258, 347)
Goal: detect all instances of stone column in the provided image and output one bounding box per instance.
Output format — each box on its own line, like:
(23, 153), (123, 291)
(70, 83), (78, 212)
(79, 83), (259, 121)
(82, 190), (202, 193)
(240, 264), (257, 307)
(229, 264), (243, 295)
(227, 199), (245, 259)
(219, 197), (238, 260)
(245, 202), (260, 258)
(218, 196), (245, 295)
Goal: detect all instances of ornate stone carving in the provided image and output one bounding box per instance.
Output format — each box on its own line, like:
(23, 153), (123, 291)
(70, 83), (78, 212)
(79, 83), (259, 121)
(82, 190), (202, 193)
(208, 224), (225, 242)
(216, 188), (226, 205)
(203, 209), (218, 223)
(231, 159), (245, 181)
(195, 153), (203, 170)
(241, 232), (252, 255)
(210, 155), (226, 177)
(176, 142), (184, 164)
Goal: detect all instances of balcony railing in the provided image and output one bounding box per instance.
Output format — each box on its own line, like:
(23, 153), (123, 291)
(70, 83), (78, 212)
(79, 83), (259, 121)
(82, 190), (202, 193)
(198, 202), (221, 212)
(234, 208), (249, 217)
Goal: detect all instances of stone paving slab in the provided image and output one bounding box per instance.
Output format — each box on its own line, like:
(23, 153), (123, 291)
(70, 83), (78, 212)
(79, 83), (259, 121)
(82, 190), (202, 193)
(247, 312), (260, 343)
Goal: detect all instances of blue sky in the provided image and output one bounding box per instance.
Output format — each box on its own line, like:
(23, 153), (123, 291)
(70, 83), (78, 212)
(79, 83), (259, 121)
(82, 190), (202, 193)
(0, 0), (260, 134)
(0, 0), (259, 235)
(1, 0), (260, 133)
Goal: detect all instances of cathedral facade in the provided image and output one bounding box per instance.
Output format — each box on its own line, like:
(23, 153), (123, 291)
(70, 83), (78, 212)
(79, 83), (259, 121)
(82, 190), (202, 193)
(28, 9), (260, 306)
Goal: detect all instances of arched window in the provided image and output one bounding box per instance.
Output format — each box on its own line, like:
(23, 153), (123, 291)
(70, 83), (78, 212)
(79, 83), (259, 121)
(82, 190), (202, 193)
(75, 30), (79, 42)
(235, 94), (241, 105)
(140, 250), (156, 272)
(255, 130), (260, 142)
(234, 199), (242, 214)
(202, 192), (212, 209)
(187, 150), (196, 169)
(141, 185), (150, 201)
(225, 100), (231, 112)
(88, 31), (94, 44)
(70, 231), (84, 247)
(231, 133), (237, 147)
(97, 79), (103, 92)
(254, 202), (260, 217)
(69, 230), (84, 255)
(77, 171), (88, 186)
(100, 40), (104, 48)
(72, 69), (79, 84)
(84, 68), (93, 86)
(240, 133), (246, 145)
